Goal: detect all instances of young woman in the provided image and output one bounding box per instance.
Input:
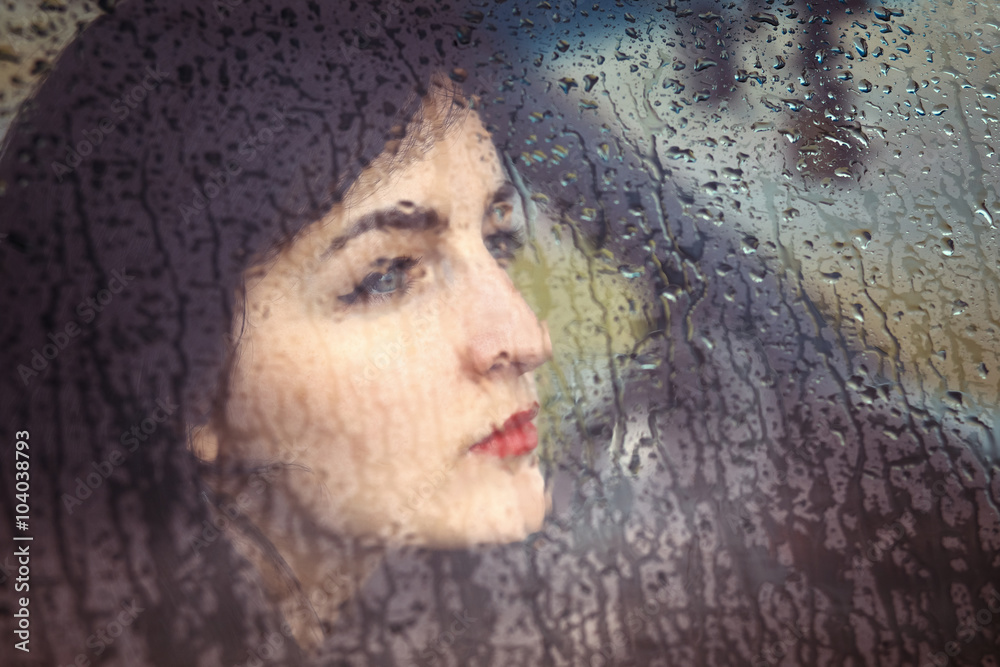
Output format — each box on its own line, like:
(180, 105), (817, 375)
(0, 2), (567, 664)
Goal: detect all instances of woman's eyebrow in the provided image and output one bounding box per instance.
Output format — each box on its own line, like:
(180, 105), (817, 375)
(321, 206), (444, 259)
(321, 182), (519, 260)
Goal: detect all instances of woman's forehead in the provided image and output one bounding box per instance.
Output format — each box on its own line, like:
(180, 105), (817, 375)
(345, 112), (505, 212)
(277, 113), (508, 268)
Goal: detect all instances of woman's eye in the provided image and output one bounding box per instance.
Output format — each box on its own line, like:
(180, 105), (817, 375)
(369, 270), (405, 294)
(339, 257), (421, 306)
(485, 229), (525, 264)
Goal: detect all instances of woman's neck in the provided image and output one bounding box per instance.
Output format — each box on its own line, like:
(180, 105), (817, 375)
(201, 460), (385, 652)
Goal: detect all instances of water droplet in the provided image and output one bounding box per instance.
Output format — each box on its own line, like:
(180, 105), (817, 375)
(840, 124), (869, 147)
(665, 146), (696, 162)
(858, 79), (873, 93)
(462, 10), (484, 24)
(854, 36), (869, 58)
(633, 354), (661, 371)
(663, 78), (685, 93)
(751, 12), (779, 26)
(558, 77), (578, 94)
(773, 55), (786, 70)
(943, 391), (964, 409)
(694, 58), (718, 72)
(779, 128), (802, 143)
(619, 265), (643, 279)
(975, 204), (995, 228)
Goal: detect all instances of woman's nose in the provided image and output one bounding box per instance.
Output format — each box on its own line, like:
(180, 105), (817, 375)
(459, 257), (552, 378)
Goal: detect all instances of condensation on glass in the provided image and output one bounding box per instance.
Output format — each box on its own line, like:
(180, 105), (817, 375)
(2, 1), (999, 666)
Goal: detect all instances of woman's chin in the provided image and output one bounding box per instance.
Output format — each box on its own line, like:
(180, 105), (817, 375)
(386, 455), (548, 549)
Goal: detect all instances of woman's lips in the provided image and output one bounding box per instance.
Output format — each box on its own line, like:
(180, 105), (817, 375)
(470, 405), (539, 458)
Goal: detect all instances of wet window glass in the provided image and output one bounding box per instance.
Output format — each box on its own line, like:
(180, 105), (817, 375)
(1, 1), (999, 666)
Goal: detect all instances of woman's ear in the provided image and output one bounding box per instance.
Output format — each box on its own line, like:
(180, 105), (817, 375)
(189, 422), (220, 462)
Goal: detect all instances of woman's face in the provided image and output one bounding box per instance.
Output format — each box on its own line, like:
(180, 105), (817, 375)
(218, 102), (553, 546)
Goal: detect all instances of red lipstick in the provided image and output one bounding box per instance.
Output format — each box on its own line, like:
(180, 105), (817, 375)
(470, 405), (539, 458)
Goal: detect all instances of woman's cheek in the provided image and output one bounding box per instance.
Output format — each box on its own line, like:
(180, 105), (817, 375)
(348, 337), (405, 390)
